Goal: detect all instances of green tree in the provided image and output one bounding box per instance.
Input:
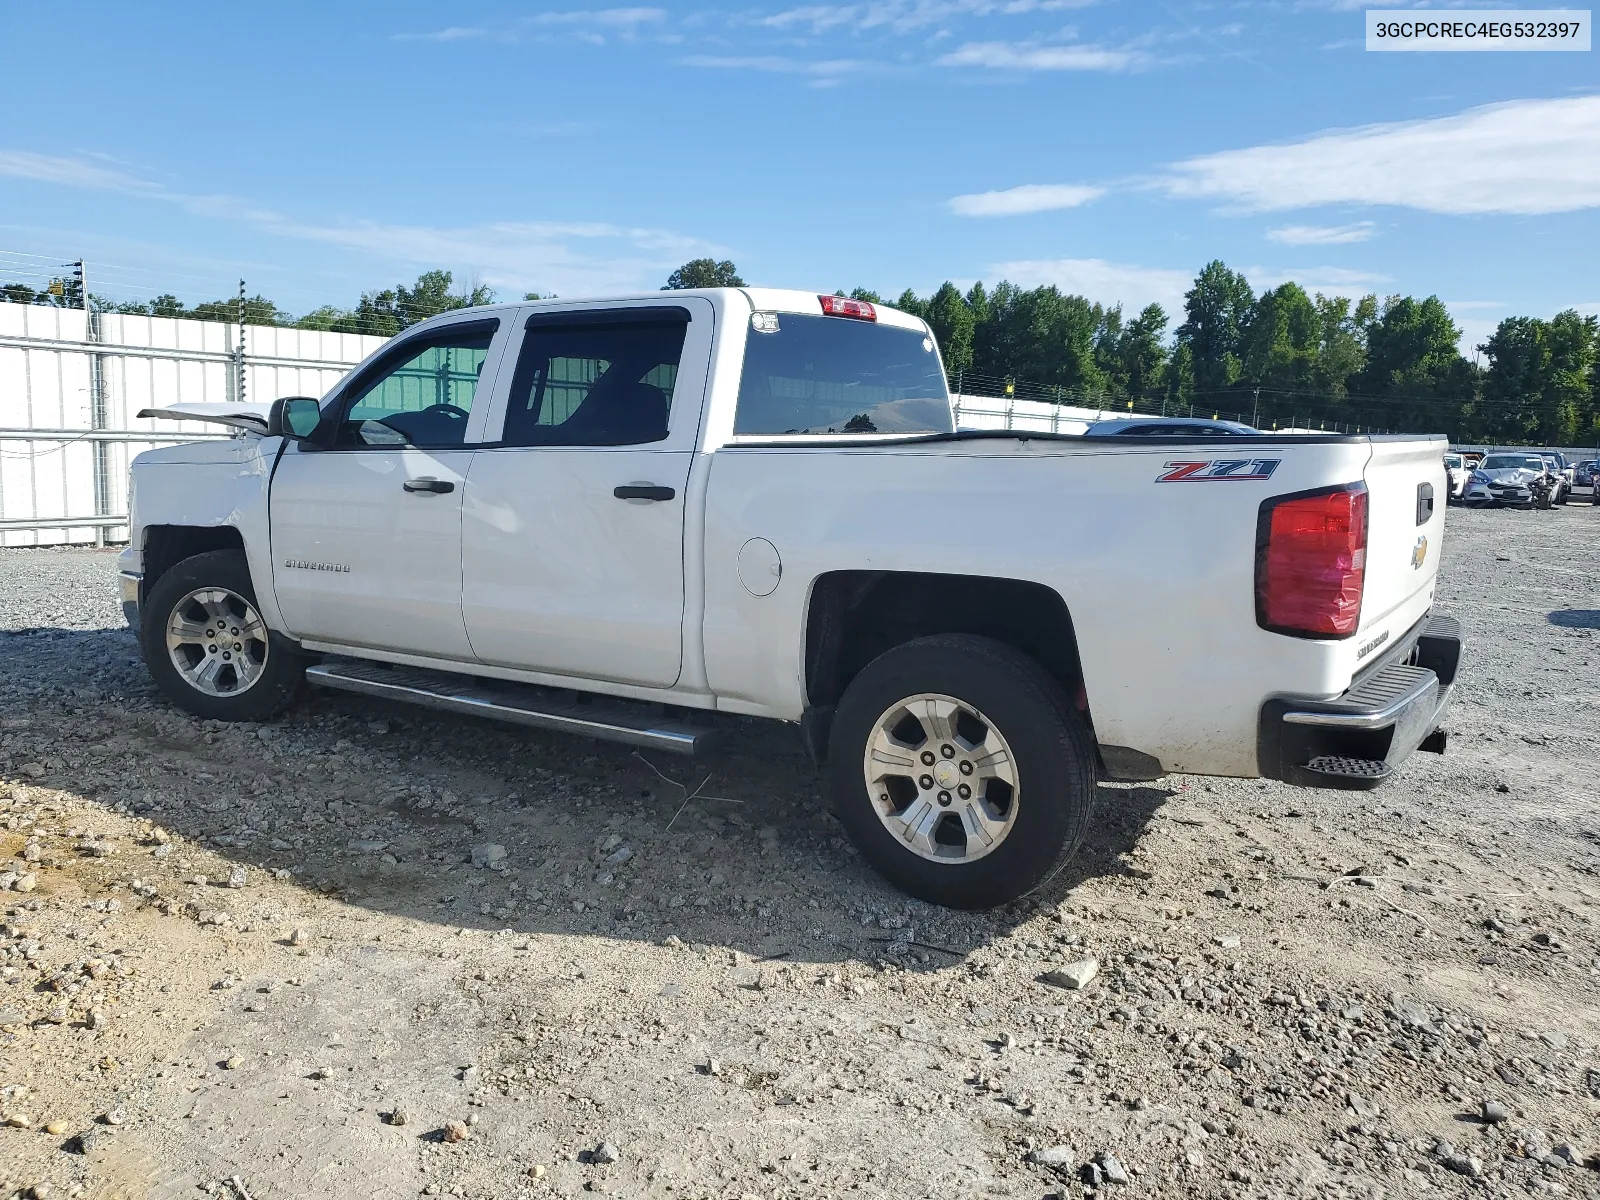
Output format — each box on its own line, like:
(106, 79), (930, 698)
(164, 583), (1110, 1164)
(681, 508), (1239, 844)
(1354, 295), (1475, 434)
(190, 294), (287, 325)
(1164, 341), (1197, 414)
(1176, 261), (1253, 398)
(848, 287), (882, 304)
(1238, 283), (1319, 424)
(1479, 310), (1598, 445)
(663, 259), (744, 289)
(1098, 303), (1168, 404)
(892, 288), (927, 320)
(923, 282), (975, 378)
(1309, 294), (1369, 402)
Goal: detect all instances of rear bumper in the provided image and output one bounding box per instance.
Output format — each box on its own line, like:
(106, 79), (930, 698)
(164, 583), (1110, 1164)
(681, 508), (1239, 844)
(1259, 613), (1462, 790)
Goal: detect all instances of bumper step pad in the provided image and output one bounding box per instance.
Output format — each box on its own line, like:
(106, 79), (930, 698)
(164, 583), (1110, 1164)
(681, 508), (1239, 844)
(306, 658), (715, 756)
(1301, 755), (1393, 789)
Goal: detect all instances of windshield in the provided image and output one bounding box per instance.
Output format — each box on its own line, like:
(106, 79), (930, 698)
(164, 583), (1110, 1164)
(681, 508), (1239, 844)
(1482, 455), (1542, 470)
(1443, 454), (1462, 468)
(734, 313), (952, 436)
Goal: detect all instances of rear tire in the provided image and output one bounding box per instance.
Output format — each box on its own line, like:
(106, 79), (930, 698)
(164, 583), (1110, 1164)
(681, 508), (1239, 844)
(141, 549), (310, 722)
(827, 634), (1096, 910)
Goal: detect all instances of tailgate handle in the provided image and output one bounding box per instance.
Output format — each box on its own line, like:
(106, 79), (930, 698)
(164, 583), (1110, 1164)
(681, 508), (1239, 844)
(1416, 482), (1433, 525)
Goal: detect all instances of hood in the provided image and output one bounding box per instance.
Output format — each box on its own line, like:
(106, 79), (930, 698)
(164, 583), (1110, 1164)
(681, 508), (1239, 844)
(1480, 466), (1540, 484)
(136, 401), (274, 434)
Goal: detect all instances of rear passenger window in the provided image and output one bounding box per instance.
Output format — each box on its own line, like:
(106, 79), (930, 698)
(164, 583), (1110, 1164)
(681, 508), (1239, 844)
(500, 313), (687, 447)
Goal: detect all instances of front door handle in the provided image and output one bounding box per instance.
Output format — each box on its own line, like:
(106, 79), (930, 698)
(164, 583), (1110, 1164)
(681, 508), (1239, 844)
(403, 477), (455, 494)
(613, 484), (675, 502)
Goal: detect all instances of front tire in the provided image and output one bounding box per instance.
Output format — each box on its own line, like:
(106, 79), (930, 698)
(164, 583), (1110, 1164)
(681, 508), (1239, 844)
(827, 635), (1096, 909)
(141, 549), (310, 722)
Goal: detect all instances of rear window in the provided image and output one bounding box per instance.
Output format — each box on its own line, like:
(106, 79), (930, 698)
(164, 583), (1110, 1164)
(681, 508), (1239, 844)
(734, 313), (952, 436)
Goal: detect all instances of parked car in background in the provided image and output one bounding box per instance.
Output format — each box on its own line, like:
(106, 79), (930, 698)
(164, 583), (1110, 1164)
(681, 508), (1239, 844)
(1082, 416), (1259, 437)
(1463, 452), (1548, 507)
(1539, 451), (1576, 488)
(1572, 459), (1598, 488)
(1538, 454), (1570, 504)
(1443, 452), (1470, 500)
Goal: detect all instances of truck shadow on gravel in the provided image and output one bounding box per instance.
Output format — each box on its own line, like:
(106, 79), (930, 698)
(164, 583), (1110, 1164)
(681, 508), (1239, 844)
(3, 625), (1170, 967)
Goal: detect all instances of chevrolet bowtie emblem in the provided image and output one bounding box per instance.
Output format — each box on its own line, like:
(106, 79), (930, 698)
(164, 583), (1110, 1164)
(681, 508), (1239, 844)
(1410, 535), (1428, 570)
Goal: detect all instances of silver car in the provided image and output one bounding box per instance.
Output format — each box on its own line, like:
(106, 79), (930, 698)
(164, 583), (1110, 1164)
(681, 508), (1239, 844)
(1462, 453), (1546, 508)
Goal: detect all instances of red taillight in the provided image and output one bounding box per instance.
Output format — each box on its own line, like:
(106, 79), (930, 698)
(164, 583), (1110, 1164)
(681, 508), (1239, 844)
(818, 294), (876, 321)
(1256, 485), (1367, 638)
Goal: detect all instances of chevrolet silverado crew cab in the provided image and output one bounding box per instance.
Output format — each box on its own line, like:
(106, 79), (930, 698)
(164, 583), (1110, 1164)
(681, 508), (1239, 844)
(119, 288), (1463, 909)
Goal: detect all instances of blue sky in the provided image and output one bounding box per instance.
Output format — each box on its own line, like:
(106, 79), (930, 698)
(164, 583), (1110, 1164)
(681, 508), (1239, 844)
(1, 2), (1596, 354)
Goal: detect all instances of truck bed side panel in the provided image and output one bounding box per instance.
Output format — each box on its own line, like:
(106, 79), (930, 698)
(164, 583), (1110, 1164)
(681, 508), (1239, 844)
(701, 437), (1423, 777)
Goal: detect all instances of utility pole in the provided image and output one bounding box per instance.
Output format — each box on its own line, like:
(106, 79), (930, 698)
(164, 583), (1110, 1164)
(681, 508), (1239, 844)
(1252, 386), (1260, 429)
(235, 279), (247, 406)
(76, 260), (113, 547)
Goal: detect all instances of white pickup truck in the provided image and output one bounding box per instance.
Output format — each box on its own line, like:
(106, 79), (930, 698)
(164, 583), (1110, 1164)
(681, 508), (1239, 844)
(119, 288), (1462, 908)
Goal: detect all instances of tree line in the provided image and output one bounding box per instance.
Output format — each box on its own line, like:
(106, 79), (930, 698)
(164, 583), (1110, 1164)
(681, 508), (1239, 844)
(6, 257), (1596, 446)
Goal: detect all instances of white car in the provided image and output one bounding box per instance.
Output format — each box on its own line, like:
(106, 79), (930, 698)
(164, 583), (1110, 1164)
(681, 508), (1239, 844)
(1442, 452), (1471, 499)
(1463, 452), (1548, 507)
(118, 288), (1462, 908)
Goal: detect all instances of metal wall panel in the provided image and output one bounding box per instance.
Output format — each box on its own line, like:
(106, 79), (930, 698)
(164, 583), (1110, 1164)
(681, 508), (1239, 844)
(0, 302), (387, 546)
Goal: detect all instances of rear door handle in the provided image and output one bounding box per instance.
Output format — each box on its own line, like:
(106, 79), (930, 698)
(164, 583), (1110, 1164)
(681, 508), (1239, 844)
(403, 477), (455, 494)
(613, 484), (675, 502)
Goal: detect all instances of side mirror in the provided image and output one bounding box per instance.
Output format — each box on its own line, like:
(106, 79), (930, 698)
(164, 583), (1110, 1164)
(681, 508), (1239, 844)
(268, 397), (325, 442)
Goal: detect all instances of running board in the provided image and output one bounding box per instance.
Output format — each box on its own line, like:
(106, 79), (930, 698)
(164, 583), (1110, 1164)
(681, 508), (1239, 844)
(305, 659), (714, 756)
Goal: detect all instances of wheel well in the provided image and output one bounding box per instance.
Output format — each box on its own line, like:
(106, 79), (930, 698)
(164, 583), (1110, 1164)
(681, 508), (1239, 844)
(141, 525), (245, 595)
(804, 571), (1090, 739)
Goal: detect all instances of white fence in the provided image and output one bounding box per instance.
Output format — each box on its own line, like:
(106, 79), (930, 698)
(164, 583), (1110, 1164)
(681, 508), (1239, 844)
(952, 393), (1129, 435)
(0, 302), (385, 546)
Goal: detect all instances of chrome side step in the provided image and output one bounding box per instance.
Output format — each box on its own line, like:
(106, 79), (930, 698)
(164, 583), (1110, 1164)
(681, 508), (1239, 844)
(306, 658), (714, 756)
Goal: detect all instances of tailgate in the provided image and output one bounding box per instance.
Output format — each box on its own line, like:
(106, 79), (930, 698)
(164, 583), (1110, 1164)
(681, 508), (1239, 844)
(1359, 436), (1447, 648)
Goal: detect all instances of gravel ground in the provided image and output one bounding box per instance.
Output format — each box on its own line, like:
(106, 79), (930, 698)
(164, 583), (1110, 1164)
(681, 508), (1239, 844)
(0, 506), (1598, 1200)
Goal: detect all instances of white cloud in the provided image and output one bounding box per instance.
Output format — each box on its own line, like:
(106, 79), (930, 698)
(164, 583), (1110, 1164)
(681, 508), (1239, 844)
(988, 256), (1194, 313)
(948, 183), (1104, 216)
(395, 9), (666, 44)
(392, 26), (490, 42)
(529, 7), (666, 27)
(1265, 221), (1375, 245)
(936, 39), (1140, 70)
(0, 150), (716, 299)
(1160, 95), (1600, 215)
(677, 54), (877, 76)
(0, 150), (166, 197)
(759, 0), (1093, 35)
(1243, 264), (1390, 300)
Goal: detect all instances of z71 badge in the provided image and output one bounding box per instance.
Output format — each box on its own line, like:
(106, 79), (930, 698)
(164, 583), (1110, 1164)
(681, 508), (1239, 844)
(1157, 458), (1282, 482)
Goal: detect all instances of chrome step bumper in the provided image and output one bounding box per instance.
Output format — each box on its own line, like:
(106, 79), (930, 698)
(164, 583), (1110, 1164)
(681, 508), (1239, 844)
(306, 658), (715, 756)
(1258, 612), (1462, 791)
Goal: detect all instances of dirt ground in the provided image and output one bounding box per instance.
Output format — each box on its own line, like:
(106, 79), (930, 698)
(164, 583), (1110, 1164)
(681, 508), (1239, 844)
(1, 502), (1598, 1200)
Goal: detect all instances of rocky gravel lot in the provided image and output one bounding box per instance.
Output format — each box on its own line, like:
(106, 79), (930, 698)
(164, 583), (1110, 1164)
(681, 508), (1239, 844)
(1, 504), (1598, 1200)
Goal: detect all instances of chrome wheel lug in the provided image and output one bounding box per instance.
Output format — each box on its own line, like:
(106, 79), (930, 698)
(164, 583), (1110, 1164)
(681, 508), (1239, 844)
(918, 774), (934, 790)
(940, 743), (955, 758)
(958, 783), (971, 800)
(958, 760), (974, 776)
(937, 791), (952, 807)
(920, 750), (936, 766)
